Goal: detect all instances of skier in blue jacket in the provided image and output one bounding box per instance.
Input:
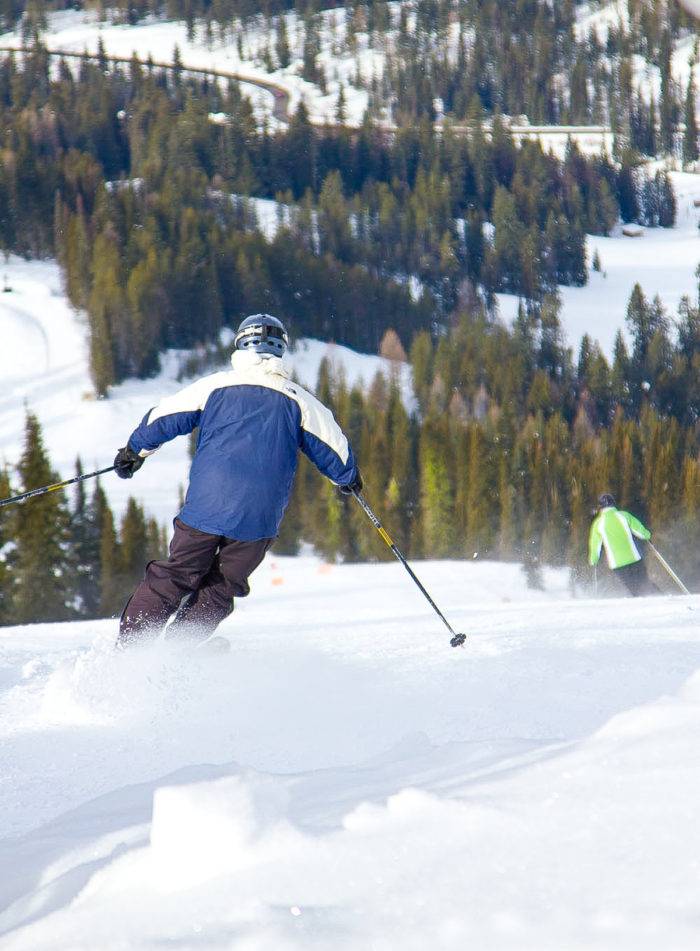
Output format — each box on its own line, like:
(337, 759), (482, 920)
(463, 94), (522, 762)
(114, 314), (362, 645)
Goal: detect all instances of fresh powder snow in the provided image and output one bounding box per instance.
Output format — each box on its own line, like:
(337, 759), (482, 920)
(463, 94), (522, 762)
(0, 556), (699, 949)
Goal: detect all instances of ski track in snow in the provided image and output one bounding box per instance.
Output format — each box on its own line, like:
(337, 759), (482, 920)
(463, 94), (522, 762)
(0, 557), (700, 949)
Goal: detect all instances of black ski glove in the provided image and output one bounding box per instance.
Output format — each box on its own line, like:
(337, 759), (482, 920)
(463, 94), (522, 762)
(338, 469), (363, 496)
(114, 445), (145, 480)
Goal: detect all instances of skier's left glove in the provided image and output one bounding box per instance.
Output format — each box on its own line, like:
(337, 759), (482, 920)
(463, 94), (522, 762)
(114, 445), (145, 480)
(338, 469), (363, 496)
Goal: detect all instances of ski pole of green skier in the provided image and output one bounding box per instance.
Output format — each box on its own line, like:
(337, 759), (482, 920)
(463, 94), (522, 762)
(0, 466), (116, 509)
(648, 543), (691, 595)
(352, 490), (467, 648)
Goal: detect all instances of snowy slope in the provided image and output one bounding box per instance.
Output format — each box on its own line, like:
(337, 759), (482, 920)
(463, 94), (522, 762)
(0, 256), (412, 525)
(0, 10), (284, 126)
(0, 9), (371, 128)
(498, 170), (700, 358)
(4, 185), (700, 532)
(4, 5), (698, 131)
(575, 1), (629, 43)
(576, 0), (700, 107)
(4, 8), (700, 367)
(0, 557), (699, 949)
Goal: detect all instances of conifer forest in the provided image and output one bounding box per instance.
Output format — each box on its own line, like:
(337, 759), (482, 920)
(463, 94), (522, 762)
(2, 0), (700, 624)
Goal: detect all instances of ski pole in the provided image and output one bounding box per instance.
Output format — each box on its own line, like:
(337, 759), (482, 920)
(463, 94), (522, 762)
(648, 543), (691, 595)
(352, 489), (467, 648)
(0, 466), (115, 509)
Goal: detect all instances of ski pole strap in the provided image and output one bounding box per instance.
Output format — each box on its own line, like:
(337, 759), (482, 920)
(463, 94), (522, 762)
(0, 465), (116, 509)
(648, 543), (691, 595)
(352, 489), (466, 647)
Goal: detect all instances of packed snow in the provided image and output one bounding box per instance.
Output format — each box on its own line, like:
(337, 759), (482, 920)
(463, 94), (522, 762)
(0, 555), (699, 949)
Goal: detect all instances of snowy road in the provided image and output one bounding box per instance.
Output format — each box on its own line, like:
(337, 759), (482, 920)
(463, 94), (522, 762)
(1, 557), (699, 949)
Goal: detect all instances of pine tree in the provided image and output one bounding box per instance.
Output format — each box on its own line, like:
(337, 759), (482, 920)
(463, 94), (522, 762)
(611, 330), (632, 413)
(465, 423), (494, 556)
(335, 85), (347, 125)
(119, 497), (148, 603)
(679, 454), (700, 588)
(0, 467), (13, 624)
(658, 29), (676, 155)
(683, 70), (699, 166)
(12, 412), (73, 624)
(69, 457), (102, 618)
(492, 186), (525, 293)
(410, 331), (434, 413)
(317, 170), (353, 261)
(656, 171), (677, 228)
(301, 12), (321, 85)
(419, 416), (455, 557)
(125, 245), (164, 378)
(275, 15), (291, 69)
(617, 161), (639, 224)
(98, 490), (122, 618)
(88, 230), (122, 395)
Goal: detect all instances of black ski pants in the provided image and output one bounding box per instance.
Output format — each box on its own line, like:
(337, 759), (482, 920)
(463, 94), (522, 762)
(118, 517), (272, 646)
(614, 558), (659, 597)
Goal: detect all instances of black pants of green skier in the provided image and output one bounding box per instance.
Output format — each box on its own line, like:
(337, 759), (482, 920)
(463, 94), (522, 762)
(615, 559), (659, 597)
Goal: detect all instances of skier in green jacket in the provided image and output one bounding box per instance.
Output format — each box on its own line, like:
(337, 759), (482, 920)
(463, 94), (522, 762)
(588, 494), (659, 597)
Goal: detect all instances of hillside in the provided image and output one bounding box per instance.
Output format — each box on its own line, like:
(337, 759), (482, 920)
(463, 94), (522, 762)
(0, 557), (698, 949)
(498, 169), (700, 357)
(3, 6), (700, 945)
(0, 255), (411, 524)
(3, 4), (700, 369)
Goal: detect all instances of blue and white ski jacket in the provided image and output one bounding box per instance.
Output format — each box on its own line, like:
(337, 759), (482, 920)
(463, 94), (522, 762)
(127, 350), (358, 540)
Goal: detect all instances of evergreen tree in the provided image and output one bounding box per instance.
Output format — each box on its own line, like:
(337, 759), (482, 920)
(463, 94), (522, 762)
(98, 489), (123, 618)
(419, 417), (455, 557)
(118, 497), (149, 604)
(617, 161), (639, 224)
(275, 15), (291, 70)
(0, 467), (12, 625)
(69, 457), (102, 618)
(683, 69), (699, 167)
(12, 412), (73, 624)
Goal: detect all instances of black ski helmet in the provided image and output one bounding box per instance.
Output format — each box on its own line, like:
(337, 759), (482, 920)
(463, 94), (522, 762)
(598, 493), (616, 509)
(234, 314), (289, 357)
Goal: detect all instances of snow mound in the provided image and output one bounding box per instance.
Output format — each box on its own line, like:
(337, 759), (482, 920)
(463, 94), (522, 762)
(7, 667), (700, 949)
(150, 772), (296, 889)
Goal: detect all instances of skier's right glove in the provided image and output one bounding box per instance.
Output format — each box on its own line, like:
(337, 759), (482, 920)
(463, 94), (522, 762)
(338, 469), (363, 496)
(114, 445), (145, 480)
